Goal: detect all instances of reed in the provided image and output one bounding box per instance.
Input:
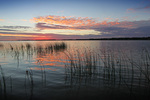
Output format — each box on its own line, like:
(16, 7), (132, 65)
(24, 68), (34, 100)
(64, 48), (100, 78)
(36, 59), (47, 87)
(25, 69), (34, 87)
(0, 42), (67, 65)
(0, 43), (3, 48)
(0, 65), (7, 100)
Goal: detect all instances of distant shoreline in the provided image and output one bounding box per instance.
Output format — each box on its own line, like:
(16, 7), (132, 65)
(0, 37), (150, 41)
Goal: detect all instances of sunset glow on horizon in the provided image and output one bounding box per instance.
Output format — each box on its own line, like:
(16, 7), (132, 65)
(0, 0), (150, 40)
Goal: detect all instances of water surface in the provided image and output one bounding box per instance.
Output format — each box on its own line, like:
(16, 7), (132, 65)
(0, 40), (150, 100)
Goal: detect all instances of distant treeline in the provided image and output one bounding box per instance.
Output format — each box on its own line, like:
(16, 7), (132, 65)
(74, 37), (150, 40)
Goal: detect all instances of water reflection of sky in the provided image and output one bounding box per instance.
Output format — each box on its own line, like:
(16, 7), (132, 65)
(0, 40), (150, 68)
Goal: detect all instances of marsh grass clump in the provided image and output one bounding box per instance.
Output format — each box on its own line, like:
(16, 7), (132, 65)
(56, 42), (66, 49)
(132, 49), (150, 83)
(0, 43), (3, 48)
(36, 45), (43, 54)
(53, 42), (67, 52)
(45, 44), (53, 54)
(36, 42), (67, 55)
(64, 48), (150, 97)
(0, 42), (67, 60)
(64, 49), (100, 77)
(26, 43), (32, 50)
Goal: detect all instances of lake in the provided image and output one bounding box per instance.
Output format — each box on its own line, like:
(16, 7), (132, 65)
(0, 40), (150, 100)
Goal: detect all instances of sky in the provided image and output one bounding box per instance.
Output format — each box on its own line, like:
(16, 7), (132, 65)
(0, 0), (150, 40)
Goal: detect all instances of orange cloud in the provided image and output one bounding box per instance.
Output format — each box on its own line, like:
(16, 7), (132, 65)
(31, 15), (125, 30)
(0, 33), (45, 37)
(0, 19), (5, 21)
(31, 15), (97, 27)
(32, 15), (121, 26)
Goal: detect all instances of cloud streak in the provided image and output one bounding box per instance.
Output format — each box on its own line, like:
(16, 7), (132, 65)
(97, 26), (150, 38)
(0, 33), (42, 37)
(0, 26), (31, 29)
(0, 19), (5, 21)
(0, 32), (100, 41)
(127, 1), (150, 13)
(0, 29), (17, 31)
(0, 32), (51, 41)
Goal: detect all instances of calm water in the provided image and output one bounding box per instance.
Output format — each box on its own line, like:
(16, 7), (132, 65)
(0, 40), (150, 100)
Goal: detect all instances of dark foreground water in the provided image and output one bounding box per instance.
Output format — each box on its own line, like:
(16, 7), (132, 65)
(0, 40), (150, 100)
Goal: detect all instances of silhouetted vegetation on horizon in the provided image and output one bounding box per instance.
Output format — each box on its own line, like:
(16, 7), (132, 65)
(76, 37), (150, 40)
